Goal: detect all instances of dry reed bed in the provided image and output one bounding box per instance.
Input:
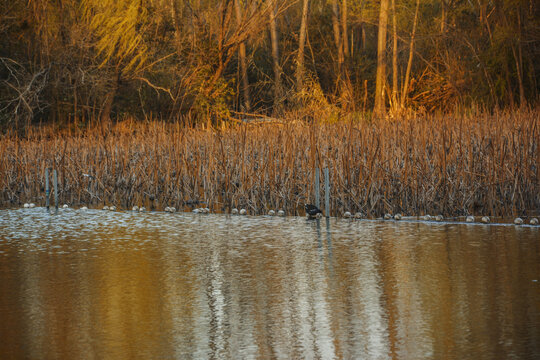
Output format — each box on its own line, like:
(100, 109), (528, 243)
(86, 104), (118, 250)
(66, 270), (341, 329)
(0, 110), (538, 217)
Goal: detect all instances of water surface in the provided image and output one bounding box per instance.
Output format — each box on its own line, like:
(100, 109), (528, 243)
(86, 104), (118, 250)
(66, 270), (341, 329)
(0, 209), (539, 359)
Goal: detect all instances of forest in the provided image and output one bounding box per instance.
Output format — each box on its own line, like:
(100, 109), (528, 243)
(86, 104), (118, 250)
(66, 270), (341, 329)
(0, 0), (538, 217)
(1, 0), (538, 128)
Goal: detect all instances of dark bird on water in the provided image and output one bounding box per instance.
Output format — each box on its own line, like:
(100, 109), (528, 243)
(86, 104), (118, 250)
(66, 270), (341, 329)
(305, 204), (323, 219)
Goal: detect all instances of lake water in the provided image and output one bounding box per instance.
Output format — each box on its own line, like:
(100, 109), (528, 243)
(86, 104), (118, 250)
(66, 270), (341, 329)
(0, 208), (539, 359)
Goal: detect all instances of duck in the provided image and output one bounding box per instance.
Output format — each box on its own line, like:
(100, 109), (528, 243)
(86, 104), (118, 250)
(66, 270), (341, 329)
(305, 204), (323, 219)
(481, 216), (490, 224)
(268, 210), (275, 216)
(132, 206), (139, 211)
(384, 213), (392, 220)
(343, 211), (352, 218)
(513, 217), (523, 225)
(394, 213), (402, 220)
(466, 216), (475, 223)
(277, 210), (285, 217)
(231, 208), (239, 215)
(530, 218), (539, 225)
(435, 215), (443, 221)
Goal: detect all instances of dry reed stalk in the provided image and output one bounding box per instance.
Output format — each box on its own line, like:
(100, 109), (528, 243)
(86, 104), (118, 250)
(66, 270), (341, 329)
(0, 109), (538, 218)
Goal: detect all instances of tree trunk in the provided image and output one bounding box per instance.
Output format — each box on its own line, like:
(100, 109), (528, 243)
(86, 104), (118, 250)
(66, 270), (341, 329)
(391, 0), (398, 108)
(296, 0), (310, 91)
(100, 72), (120, 123)
(170, 0), (183, 49)
(234, 0), (251, 112)
(400, 0), (420, 109)
(342, 0), (349, 58)
(269, 0), (282, 109)
(374, 0), (390, 117)
(331, 0), (343, 71)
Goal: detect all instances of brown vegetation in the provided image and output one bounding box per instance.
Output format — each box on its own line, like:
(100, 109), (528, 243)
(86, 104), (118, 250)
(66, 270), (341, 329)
(1, 109), (538, 217)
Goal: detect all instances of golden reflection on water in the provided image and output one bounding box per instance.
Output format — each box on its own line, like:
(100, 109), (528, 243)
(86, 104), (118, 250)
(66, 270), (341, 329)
(0, 209), (539, 359)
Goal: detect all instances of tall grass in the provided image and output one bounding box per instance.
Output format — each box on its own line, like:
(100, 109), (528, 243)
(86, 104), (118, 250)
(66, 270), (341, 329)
(1, 109), (538, 217)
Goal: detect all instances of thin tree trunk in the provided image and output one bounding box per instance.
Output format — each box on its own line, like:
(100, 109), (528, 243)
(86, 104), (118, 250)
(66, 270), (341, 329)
(269, 0), (281, 109)
(391, 0), (398, 108)
(516, 10), (526, 106)
(400, 0), (420, 109)
(170, 0), (183, 49)
(296, 0), (309, 91)
(331, 0), (343, 70)
(374, 0), (390, 116)
(101, 72), (119, 124)
(234, 0), (251, 112)
(342, 0), (349, 58)
(441, 0), (446, 33)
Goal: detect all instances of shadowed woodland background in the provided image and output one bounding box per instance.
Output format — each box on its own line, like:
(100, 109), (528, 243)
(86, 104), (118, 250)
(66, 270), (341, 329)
(0, 0), (538, 128)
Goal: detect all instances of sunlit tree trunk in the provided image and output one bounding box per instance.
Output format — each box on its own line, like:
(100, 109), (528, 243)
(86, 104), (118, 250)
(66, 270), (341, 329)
(269, 0), (281, 109)
(391, 0), (398, 109)
(234, 0), (251, 112)
(296, 0), (309, 91)
(374, 0), (389, 117)
(170, 0), (182, 49)
(400, 0), (420, 109)
(331, 0), (343, 71)
(342, 0), (349, 58)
